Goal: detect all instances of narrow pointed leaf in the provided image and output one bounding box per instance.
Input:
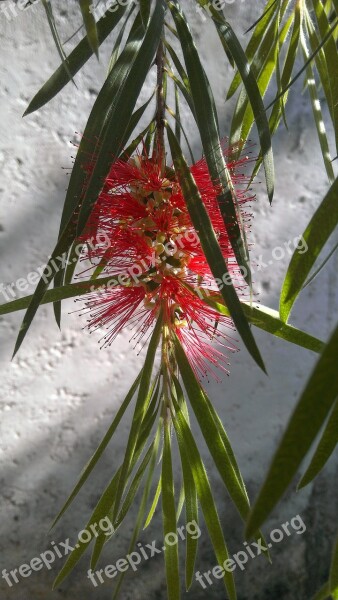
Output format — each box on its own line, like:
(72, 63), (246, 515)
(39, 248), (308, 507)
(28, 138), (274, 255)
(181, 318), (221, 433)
(252, 1), (301, 178)
(169, 0), (252, 285)
(112, 311), (163, 521)
(76, 1), (166, 233)
(298, 398), (338, 488)
(215, 20), (274, 203)
(280, 176), (338, 323)
(192, 289), (325, 353)
(330, 536), (338, 597)
(312, 582), (331, 600)
(53, 404), (159, 588)
(0, 275), (119, 317)
(227, 0), (280, 99)
(310, 0), (338, 153)
(41, 0), (75, 85)
(79, 0), (99, 57)
(144, 476), (162, 528)
(13, 5), (165, 353)
(25, 4), (128, 115)
(112, 425), (161, 599)
(171, 376), (198, 589)
(175, 337), (253, 521)
(167, 126), (265, 371)
(265, 19), (338, 111)
(172, 398), (236, 600)
(246, 321), (338, 538)
(301, 28), (335, 182)
(162, 421), (180, 600)
(50, 369), (141, 529)
(107, 4), (136, 72)
(303, 240), (338, 288)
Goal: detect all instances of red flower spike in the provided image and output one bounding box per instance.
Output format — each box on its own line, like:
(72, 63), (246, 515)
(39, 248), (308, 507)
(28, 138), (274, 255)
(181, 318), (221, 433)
(76, 144), (254, 379)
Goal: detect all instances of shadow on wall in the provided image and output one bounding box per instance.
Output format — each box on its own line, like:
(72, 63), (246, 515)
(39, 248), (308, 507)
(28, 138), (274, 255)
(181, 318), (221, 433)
(0, 372), (337, 600)
(1, 74), (338, 600)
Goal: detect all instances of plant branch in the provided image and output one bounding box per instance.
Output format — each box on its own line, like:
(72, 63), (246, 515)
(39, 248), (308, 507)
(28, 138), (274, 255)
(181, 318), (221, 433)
(154, 36), (166, 170)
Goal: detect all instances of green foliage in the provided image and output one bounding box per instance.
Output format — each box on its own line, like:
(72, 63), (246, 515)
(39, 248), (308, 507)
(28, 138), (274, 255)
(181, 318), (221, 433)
(2, 2), (338, 599)
(246, 320), (338, 538)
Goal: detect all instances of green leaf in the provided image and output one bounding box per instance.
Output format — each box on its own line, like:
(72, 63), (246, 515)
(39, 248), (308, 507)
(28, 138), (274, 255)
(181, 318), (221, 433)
(304, 7), (334, 120)
(53, 473), (120, 589)
(310, 0), (338, 154)
(192, 288), (325, 353)
(50, 369), (142, 530)
(312, 582), (331, 600)
(164, 39), (190, 90)
(167, 126), (265, 372)
(298, 398), (338, 488)
(41, 0), (76, 86)
(144, 475), (162, 528)
(246, 321), (338, 538)
(165, 67), (196, 116)
(280, 176), (338, 323)
(63, 16), (141, 236)
(175, 337), (253, 522)
(76, 2), (166, 234)
(226, 0), (280, 100)
(107, 4), (136, 72)
(245, 0), (279, 34)
(2, 276), (323, 356)
(79, 0), (99, 57)
(119, 119), (155, 163)
(171, 396), (236, 600)
(241, 303), (324, 353)
(171, 376), (198, 590)
(230, 8), (293, 173)
(169, 0), (253, 287)
(301, 26), (335, 182)
(53, 394), (160, 588)
(53, 85), (156, 319)
(162, 421), (180, 600)
(91, 426), (159, 569)
(0, 275), (119, 317)
(330, 536), (338, 598)
(112, 310), (163, 521)
(53, 239), (83, 326)
(13, 5), (165, 354)
(215, 19), (275, 204)
(265, 19), (338, 111)
(174, 84), (181, 144)
(115, 440), (157, 530)
(140, 0), (152, 28)
(303, 240), (338, 288)
(166, 102), (195, 165)
(25, 3), (128, 115)
(251, 0), (301, 179)
(112, 425), (162, 600)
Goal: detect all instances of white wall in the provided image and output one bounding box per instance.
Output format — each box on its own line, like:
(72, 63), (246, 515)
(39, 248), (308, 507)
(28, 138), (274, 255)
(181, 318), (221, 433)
(0, 1), (337, 598)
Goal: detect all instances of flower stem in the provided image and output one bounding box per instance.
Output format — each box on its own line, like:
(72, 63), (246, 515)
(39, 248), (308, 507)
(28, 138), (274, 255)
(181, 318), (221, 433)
(161, 323), (172, 421)
(154, 35), (166, 173)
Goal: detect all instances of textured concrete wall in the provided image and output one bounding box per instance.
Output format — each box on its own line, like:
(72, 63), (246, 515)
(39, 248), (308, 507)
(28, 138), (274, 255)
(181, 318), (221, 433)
(0, 2), (337, 599)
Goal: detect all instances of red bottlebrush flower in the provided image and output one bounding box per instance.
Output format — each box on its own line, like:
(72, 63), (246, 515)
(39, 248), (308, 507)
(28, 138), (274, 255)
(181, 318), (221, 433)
(76, 145), (254, 379)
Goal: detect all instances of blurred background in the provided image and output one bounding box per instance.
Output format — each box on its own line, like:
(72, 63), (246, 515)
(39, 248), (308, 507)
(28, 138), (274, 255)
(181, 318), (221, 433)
(0, 1), (337, 598)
